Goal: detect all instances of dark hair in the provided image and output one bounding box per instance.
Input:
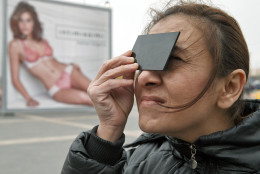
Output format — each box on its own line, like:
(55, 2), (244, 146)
(144, 0), (249, 123)
(10, 1), (42, 41)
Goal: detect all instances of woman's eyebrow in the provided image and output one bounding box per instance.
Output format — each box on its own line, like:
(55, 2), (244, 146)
(172, 45), (188, 54)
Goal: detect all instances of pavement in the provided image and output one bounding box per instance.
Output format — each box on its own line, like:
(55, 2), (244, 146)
(0, 104), (142, 174)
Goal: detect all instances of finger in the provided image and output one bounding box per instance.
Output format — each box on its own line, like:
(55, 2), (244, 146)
(110, 57), (135, 70)
(95, 63), (138, 85)
(123, 68), (137, 80)
(33, 103), (39, 107)
(28, 102), (35, 107)
(120, 50), (132, 56)
(94, 54), (135, 80)
(92, 79), (134, 95)
(95, 56), (135, 80)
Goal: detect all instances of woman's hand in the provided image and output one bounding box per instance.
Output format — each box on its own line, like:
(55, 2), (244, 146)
(87, 51), (138, 142)
(26, 98), (39, 107)
(71, 63), (81, 71)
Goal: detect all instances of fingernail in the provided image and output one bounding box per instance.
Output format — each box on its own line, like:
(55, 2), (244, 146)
(130, 57), (135, 62)
(132, 63), (138, 68)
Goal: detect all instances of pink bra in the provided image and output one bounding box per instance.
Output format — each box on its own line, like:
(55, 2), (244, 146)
(19, 39), (53, 68)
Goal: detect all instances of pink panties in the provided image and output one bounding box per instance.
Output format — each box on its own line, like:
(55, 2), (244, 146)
(56, 70), (72, 89)
(48, 65), (73, 97)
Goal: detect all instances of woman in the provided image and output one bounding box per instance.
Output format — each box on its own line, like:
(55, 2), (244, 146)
(9, 2), (92, 107)
(62, 1), (260, 173)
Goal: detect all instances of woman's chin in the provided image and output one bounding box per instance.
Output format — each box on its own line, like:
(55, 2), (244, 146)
(139, 118), (159, 133)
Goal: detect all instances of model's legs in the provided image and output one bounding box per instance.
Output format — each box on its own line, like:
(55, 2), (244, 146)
(49, 65), (92, 105)
(70, 65), (91, 91)
(52, 88), (92, 105)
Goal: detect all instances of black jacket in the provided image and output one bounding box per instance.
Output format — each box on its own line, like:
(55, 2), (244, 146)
(62, 100), (260, 174)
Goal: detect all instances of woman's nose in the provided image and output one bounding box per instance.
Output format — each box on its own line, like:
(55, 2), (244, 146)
(136, 70), (161, 87)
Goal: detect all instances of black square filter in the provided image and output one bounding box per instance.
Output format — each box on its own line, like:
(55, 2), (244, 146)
(132, 32), (180, 70)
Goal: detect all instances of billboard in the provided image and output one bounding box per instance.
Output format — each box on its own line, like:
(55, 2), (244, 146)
(1, 0), (111, 112)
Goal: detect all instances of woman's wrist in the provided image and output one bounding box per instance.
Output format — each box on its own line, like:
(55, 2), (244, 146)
(97, 124), (124, 143)
(25, 96), (32, 101)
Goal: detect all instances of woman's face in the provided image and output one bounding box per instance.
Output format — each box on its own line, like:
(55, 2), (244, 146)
(135, 15), (224, 141)
(18, 12), (34, 37)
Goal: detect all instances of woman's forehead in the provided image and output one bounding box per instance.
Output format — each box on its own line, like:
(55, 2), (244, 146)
(20, 11), (32, 18)
(150, 15), (206, 52)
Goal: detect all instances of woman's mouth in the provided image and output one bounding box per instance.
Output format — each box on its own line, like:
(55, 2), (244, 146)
(140, 96), (165, 105)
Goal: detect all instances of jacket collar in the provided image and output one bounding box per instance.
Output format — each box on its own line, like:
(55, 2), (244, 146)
(125, 100), (260, 170)
(168, 99), (260, 170)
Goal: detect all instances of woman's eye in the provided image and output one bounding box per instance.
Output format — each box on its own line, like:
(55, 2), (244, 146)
(165, 56), (183, 71)
(170, 56), (182, 61)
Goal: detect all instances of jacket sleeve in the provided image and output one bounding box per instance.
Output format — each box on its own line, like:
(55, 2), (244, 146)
(61, 126), (127, 174)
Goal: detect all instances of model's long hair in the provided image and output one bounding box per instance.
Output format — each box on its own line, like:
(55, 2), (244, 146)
(144, 0), (249, 123)
(10, 1), (42, 41)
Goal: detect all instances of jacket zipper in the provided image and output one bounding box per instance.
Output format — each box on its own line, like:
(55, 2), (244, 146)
(190, 144), (197, 169)
(165, 136), (198, 170)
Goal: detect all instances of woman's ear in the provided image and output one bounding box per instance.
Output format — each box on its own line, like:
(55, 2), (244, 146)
(217, 69), (246, 109)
